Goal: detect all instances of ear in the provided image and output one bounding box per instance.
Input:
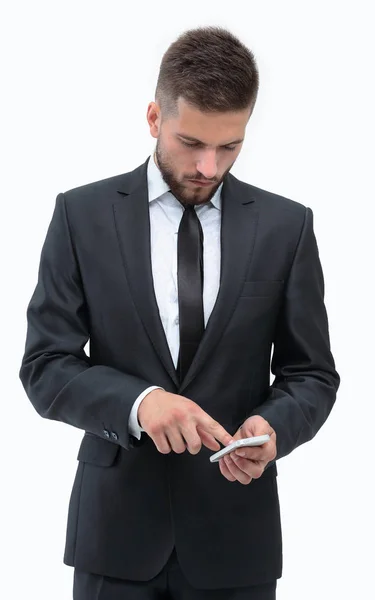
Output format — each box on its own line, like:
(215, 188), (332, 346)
(146, 102), (161, 139)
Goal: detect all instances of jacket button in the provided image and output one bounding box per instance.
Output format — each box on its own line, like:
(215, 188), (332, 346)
(103, 429), (110, 438)
(111, 432), (118, 440)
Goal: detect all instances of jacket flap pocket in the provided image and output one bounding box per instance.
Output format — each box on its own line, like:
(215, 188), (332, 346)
(77, 433), (120, 467)
(240, 280), (284, 297)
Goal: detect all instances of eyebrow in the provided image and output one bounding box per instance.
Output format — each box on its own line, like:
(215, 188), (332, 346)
(178, 134), (244, 146)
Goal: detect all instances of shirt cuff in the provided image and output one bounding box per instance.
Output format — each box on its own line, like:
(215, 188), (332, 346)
(128, 386), (165, 440)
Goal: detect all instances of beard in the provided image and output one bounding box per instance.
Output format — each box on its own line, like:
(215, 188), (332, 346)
(154, 138), (232, 206)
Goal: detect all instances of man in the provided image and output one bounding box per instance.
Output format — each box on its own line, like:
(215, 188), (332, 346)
(20, 26), (340, 599)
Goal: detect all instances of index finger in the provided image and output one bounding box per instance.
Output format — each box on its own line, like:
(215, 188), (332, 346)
(205, 419), (235, 447)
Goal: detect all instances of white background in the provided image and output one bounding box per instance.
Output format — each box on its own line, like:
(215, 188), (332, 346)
(1, 1), (374, 598)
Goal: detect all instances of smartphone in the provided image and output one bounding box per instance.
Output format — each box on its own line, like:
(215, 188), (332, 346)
(209, 434), (270, 463)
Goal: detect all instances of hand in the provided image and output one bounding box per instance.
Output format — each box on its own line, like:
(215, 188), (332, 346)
(218, 415), (277, 485)
(138, 389), (235, 455)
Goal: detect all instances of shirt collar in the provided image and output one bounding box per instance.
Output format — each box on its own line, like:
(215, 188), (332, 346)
(147, 151), (222, 211)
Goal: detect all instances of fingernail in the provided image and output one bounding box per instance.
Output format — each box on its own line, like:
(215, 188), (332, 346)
(236, 450), (245, 457)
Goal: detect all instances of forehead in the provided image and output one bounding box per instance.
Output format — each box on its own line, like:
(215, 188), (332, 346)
(166, 97), (250, 145)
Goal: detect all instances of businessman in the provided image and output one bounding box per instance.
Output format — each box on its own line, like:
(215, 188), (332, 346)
(20, 26), (340, 599)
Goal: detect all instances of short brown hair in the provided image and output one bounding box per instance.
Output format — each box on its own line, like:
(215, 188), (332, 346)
(155, 26), (259, 118)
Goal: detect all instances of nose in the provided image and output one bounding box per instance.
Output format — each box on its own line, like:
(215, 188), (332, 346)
(196, 150), (218, 180)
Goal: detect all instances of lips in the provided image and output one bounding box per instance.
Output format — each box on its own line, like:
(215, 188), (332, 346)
(188, 179), (214, 186)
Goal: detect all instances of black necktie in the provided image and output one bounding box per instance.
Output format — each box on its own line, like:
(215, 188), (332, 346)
(177, 204), (205, 382)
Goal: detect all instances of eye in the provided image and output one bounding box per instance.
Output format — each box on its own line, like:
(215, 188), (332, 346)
(181, 140), (200, 148)
(180, 140), (237, 151)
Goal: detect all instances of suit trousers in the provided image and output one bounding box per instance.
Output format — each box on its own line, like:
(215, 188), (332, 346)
(73, 547), (277, 600)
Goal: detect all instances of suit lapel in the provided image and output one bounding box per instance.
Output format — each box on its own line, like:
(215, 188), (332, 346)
(113, 158), (259, 391)
(113, 158), (180, 387)
(179, 174), (259, 393)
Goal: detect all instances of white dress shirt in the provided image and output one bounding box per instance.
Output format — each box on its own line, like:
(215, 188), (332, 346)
(128, 152), (223, 439)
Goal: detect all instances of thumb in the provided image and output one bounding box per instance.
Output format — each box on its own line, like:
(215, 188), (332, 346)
(241, 415), (272, 438)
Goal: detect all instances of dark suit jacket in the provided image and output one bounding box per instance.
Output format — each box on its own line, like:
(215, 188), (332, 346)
(19, 157), (340, 590)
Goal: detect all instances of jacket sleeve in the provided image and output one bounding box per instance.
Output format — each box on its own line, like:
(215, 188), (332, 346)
(19, 193), (153, 450)
(252, 207), (340, 461)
